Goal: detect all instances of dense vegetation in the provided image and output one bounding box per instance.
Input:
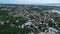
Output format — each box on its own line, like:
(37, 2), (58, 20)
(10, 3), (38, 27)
(0, 7), (29, 34)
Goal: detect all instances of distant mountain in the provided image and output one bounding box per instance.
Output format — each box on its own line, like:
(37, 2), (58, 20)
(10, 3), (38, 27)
(42, 4), (60, 6)
(0, 3), (60, 7)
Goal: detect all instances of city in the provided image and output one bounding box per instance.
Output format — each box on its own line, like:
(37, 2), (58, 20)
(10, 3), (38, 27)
(0, 4), (60, 34)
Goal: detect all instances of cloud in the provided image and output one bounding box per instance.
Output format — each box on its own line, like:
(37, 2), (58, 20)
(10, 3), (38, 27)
(0, 0), (60, 4)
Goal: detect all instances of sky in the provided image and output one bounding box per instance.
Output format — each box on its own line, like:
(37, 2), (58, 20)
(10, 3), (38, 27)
(0, 0), (60, 4)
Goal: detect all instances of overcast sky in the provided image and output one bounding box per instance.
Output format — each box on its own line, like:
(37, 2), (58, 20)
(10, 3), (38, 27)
(0, 0), (60, 4)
